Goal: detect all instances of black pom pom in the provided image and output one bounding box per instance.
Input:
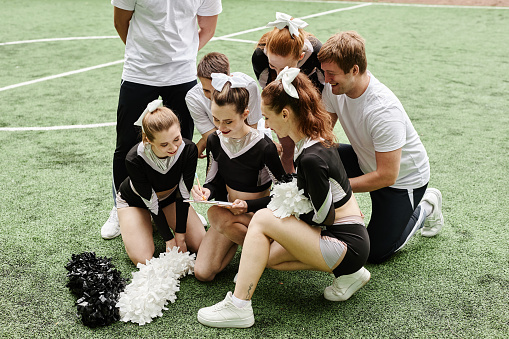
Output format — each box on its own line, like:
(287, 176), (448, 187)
(280, 173), (298, 183)
(65, 252), (127, 328)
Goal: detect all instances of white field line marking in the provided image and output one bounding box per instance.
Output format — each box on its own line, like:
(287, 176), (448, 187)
(0, 59), (124, 92)
(0, 36), (118, 46)
(0, 122), (117, 132)
(0, 3), (370, 131)
(267, 0), (509, 10)
(376, 2), (509, 9)
(216, 3), (372, 40)
(0, 3), (368, 94)
(211, 37), (258, 44)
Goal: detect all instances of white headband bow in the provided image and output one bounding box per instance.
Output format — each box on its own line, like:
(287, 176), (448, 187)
(266, 12), (308, 38)
(211, 73), (250, 92)
(276, 67), (300, 99)
(134, 99), (163, 128)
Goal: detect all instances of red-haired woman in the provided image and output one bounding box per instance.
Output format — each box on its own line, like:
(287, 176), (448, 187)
(252, 12), (325, 173)
(197, 69), (370, 328)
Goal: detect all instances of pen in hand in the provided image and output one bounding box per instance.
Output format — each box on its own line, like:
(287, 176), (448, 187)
(195, 173), (206, 201)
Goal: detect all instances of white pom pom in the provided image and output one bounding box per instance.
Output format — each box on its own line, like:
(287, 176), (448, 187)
(267, 178), (313, 219)
(116, 247), (195, 325)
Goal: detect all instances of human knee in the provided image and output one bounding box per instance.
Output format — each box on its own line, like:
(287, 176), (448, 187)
(207, 206), (231, 233)
(124, 242), (154, 266)
(249, 209), (274, 232)
(367, 246), (392, 264)
(128, 250), (153, 266)
(194, 261), (217, 282)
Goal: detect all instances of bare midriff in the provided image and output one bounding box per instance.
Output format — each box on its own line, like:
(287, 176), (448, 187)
(334, 195), (363, 221)
(226, 185), (270, 202)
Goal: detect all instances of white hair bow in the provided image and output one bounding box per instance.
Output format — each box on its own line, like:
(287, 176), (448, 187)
(276, 67), (300, 99)
(211, 73), (250, 92)
(266, 12), (308, 38)
(134, 99), (163, 128)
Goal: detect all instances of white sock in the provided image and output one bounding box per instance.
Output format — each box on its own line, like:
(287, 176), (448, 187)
(231, 294), (250, 308)
(420, 200), (434, 217)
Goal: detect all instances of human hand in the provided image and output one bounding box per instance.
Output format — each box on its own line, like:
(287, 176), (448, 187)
(175, 233), (187, 253)
(166, 238), (177, 252)
(191, 185), (209, 201)
(228, 199), (248, 215)
(196, 138), (207, 159)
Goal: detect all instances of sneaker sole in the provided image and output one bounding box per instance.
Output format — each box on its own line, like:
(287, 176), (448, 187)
(197, 314), (254, 328)
(101, 231), (121, 240)
(324, 270), (371, 302)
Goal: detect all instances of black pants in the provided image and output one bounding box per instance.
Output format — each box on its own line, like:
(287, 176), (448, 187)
(112, 79), (197, 193)
(337, 144), (427, 264)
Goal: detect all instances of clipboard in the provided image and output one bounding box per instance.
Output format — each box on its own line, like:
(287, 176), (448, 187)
(184, 199), (233, 207)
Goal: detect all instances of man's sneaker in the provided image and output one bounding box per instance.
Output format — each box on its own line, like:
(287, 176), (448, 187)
(324, 267), (370, 301)
(101, 206), (121, 239)
(197, 291), (254, 328)
(420, 188), (444, 237)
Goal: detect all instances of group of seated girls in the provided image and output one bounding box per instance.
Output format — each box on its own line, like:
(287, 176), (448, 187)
(114, 13), (370, 328)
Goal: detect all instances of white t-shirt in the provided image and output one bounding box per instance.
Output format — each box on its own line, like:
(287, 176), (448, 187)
(322, 71), (430, 189)
(185, 72), (263, 134)
(112, 0), (222, 87)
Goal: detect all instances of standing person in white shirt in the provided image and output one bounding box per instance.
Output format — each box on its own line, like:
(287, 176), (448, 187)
(318, 31), (444, 277)
(101, 0), (222, 240)
(185, 52), (265, 159)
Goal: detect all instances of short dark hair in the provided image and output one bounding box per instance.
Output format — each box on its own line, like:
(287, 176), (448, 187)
(197, 52), (230, 79)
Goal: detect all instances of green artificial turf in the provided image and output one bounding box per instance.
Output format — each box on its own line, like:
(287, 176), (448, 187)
(1, 0), (508, 338)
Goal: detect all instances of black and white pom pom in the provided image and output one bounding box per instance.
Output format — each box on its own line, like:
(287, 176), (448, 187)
(65, 252), (127, 328)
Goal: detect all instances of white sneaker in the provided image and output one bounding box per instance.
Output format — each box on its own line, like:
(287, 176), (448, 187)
(233, 272), (238, 283)
(420, 188), (444, 237)
(101, 206), (120, 239)
(197, 212), (208, 226)
(197, 291), (254, 328)
(324, 267), (370, 301)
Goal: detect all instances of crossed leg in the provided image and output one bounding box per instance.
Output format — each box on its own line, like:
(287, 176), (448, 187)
(233, 208), (339, 300)
(194, 206), (253, 281)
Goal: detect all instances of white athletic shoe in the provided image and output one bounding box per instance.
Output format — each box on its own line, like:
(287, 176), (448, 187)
(197, 291), (254, 328)
(324, 267), (370, 301)
(420, 188), (444, 237)
(197, 212), (208, 226)
(101, 206), (121, 239)
(233, 272), (238, 283)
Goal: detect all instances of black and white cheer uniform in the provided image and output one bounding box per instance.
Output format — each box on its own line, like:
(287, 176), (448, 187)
(117, 139), (198, 241)
(204, 128), (286, 212)
(251, 36), (325, 92)
(294, 138), (370, 276)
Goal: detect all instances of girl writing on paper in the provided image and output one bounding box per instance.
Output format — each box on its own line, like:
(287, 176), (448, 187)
(190, 73), (286, 282)
(252, 12), (325, 173)
(197, 69), (370, 328)
(116, 100), (205, 265)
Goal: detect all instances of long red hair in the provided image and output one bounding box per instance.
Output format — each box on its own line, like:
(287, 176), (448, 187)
(261, 73), (335, 147)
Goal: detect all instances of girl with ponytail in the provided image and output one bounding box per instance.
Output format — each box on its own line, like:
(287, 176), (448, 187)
(252, 12), (325, 173)
(116, 100), (205, 265)
(190, 73), (286, 283)
(197, 69), (370, 328)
